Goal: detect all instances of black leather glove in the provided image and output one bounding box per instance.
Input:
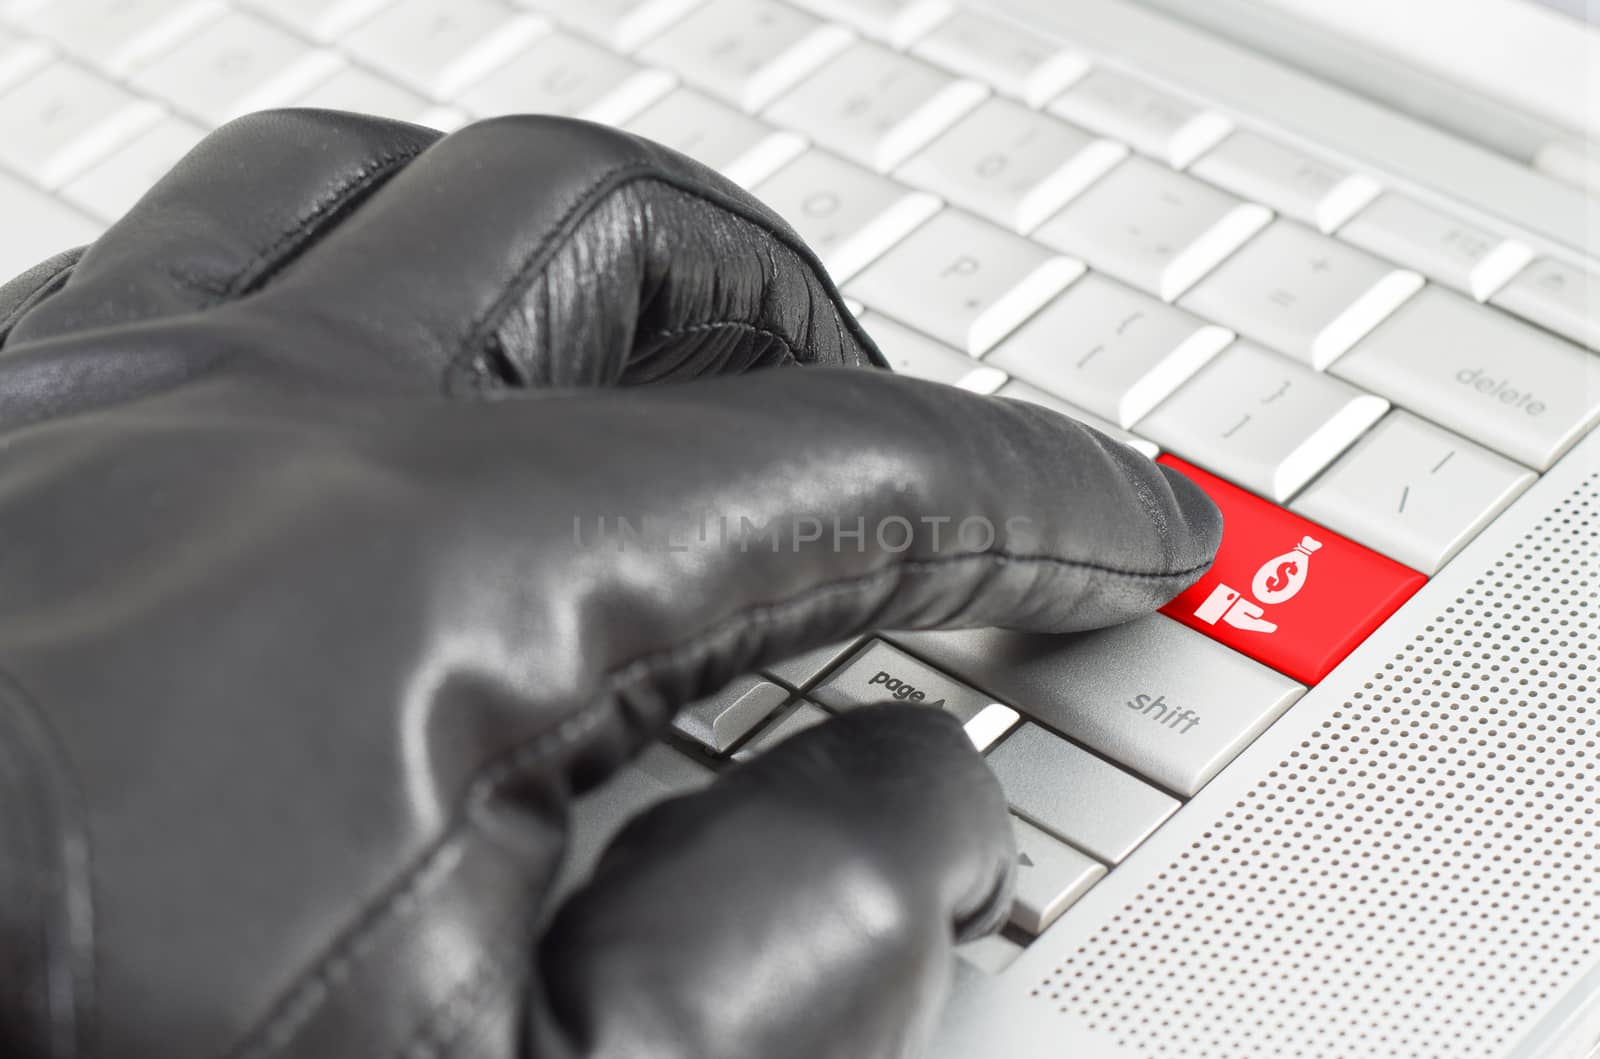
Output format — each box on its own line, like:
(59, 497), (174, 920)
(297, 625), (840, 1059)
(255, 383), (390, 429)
(0, 110), (1221, 1059)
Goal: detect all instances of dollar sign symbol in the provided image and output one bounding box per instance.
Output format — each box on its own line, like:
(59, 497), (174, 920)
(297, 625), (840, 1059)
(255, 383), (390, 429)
(1264, 560), (1298, 593)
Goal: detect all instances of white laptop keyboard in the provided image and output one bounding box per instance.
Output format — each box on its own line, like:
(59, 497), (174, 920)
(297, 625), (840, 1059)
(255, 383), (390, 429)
(4, 0), (1598, 964)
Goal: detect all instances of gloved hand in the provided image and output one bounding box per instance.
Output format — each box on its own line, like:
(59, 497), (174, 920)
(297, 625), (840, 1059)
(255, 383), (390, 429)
(0, 110), (1220, 1059)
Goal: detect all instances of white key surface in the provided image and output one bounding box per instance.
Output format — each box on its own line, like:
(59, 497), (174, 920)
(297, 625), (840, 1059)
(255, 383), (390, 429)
(513, 0), (701, 52)
(857, 313), (1007, 393)
(1179, 220), (1423, 369)
(1048, 67), (1231, 169)
(0, 63), (161, 188)
(1491, 256), (1600, 352)
(556, 744), (710, 897)
(761, 637), (863, 689)
(754, 151), (938, 283)
(995, 380), (1160, 460)
(985, 272), (1232, 427)
(847, 209), (1084, 355)
(12, 0), (220, 74)
(896, 96), (1126, 233)
(1137, 340), (1389, 501)
(1008, 816), (1105, 935)
(957, 932), (1024, 974)
(890, 616), (1304, 798)
(637, 0), (852, 113)
(129, 12), (343, 125)
(788, 0), (952, 49)
(911, 9), (1087, 107)
(986, 722), (1179, 864)
(291, 66), (460, 129)
(1189, 129), (1379, 233)
(733, 701), (830, 761)
(764, 41), (986, 173)
(1033, 155), (1270, 302)
(459, 30), (673, 124)
(1339, 192), (1533, 302)
(0, 168), (102, 277)
(671, 674), (790, 753)
(1292, 411), (1535, 575)
(343, 0), (548, 101)
(625, 88), (804, 188)
(241, 0), (392, 42)
(1332, 285), (1600, 471)
(0, 29), (51, 92)
(60, 116), (205, 221)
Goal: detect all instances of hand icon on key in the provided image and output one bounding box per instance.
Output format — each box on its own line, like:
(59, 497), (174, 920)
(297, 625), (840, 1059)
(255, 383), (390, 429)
(1192, 583), (1278, 634)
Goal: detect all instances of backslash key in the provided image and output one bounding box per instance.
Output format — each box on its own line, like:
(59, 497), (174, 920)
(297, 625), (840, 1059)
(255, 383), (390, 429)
(1157, 456), (1426, 684)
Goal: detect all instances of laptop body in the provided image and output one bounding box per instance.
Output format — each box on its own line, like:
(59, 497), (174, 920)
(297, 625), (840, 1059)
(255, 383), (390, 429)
(914, 4), (1600, 1056)
(0, 0), (1594, 1055)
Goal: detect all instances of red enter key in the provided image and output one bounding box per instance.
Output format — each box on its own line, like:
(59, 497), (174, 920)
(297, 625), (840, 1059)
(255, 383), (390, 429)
(1159, 456), (1426, 685)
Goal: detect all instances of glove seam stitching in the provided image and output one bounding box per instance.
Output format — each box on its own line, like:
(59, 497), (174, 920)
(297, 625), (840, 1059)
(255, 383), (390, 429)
(641, 319), (802, 368)
(211, 144), (428, 303)
(233, 705), (611, 1059)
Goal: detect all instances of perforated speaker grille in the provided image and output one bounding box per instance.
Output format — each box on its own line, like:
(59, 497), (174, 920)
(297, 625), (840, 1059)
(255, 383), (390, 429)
(1038, 472), (1600, 1058)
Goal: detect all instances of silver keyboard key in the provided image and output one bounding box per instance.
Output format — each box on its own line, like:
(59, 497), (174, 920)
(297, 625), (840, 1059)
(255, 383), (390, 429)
(638, 0), (852, 113)
(12, 0), (220, 74)
(986, 722), (1179, 864)
(764, 41), (987, 174)
(1338, 192), (1533, 302)
(0, 62), (161, 188)
(513, 0), (702, 52)
(241, 0), (392, 43)
(1178, 220), (1424, 369)
(1033, 155), (1271, 302)
(60, 116), (205, 221)
(910, 9), (1087, 107)
(343, 0), (548, 101)
(625, 88), (804, 188)
(889, 618), (1303, 797)
(847, 210), (1084, 356)
(895, 96), (1126, 234)
(997, 381), (1160, 460)
(1291, 411), (1535, 575)
(459, 30), (674, 124)
(1009, 815), (1105, 935)
(813, 640), (1020, 751)
(129, 12), (343, 125)
(733, 700), (831, 761)
(787, 0), (952, 49)
(1188, 129), (1380, 233)
(1137, 341), (1389, 501)
(761, 638), (863, 690)
(957, 932), (1024, 974)
(858, 313), (1007, 393)
(555, 743), (711, 898)
(671, 674), (791, 754)
(1048, 67), (1231, 169)
(0, 29), (50, 92)
(1492, 256), (1600, 352)
(0, 169), (102, 278)
(1331, 285), (1600, 471)
(291, 66), (463, 129)
(984, 272), (1231, 427)
(754, 151), (940, 283)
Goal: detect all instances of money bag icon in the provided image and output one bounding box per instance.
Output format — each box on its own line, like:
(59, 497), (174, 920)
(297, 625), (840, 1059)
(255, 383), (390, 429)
(1250, 535), (1323, 605)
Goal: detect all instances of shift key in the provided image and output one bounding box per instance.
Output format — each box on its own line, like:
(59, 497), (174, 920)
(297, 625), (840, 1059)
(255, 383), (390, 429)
(889, 617), (1303, 796)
